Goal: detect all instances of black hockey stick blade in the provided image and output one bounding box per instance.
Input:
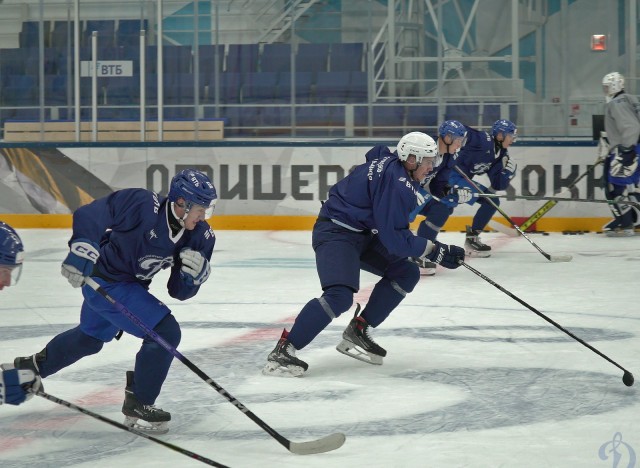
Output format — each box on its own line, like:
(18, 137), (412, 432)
(83, 277), (346, 455)
(35, 390), (228, 467)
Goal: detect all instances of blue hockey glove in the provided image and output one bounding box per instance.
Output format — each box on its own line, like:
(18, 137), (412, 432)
(424, 241), (465, 269)
(61, 239), (100, 288)
(180, 248), (210, 286)
(441, 185), (473, 207)
(0, 363), (41, 405)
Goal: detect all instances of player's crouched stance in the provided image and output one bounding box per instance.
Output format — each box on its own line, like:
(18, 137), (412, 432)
(9, 170), (217, 434)
(263, 132), (465, 377)
(0, 221), (42, 405)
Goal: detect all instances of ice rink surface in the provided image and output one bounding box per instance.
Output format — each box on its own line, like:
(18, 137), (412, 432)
(1, 228), (638, 468)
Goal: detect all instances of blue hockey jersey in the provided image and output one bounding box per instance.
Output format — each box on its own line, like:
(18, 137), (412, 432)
(69, 188), (216, 301)
(319, 145), (428, 258)
(448, 125), (513, 191)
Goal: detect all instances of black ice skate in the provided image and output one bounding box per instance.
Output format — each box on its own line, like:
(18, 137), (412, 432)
(14, 350), (46, 375)
(465, 225), (491, 257)
(336, 305), (387, 365)
(603, 218), (634, 237)
(262, 329), (309, 377)
(13, 350), (45, 393)
(122, 371), (171, 434)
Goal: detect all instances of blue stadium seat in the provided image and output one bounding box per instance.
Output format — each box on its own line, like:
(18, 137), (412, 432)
(197, 44), (225, 84)
(315, 71), (351, 103)
(106, 76), (140, 105)
(348, 71), (368, 102)
(45, 75), (69, 106)
(50, 21), (75, 49)
(83, 20), (116, 47)
(445, 104), (480, 126)
(276, 71), (314, 103)
(219, 72), (242, 104)
(226, 44), (259, 73)
(241, 72), (279, 103)
(116, 19), (149, 47)
(261, 43), (292, 73)
(296, 43), (330, 73)
(482, 105), (501, 126)
(217, 106), (260, 136)
(0, 48), (25, 78)
(260, 106), (292, 128)
(20, 21), (50, 48)
(329, 43), (364, 72)
(405, 105), (438, 129)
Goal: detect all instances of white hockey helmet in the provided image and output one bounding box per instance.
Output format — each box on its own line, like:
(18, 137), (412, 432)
(602, 72), (624, 100)
(396, 132), (438, 165)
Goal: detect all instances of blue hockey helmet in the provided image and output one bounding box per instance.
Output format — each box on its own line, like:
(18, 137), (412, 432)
(492, 119), (517, 140)
(0, 221), (24, 286)
(438, 120), (467, 144)
(168, 169), (218, 219)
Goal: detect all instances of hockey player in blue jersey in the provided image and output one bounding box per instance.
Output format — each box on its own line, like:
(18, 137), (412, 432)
(446, 119), (518, 257)
(9, 169), (217, 433)
(411, 120), (472, 275)
(600, 72), (640, 236)
(263, 132), (466, 377)
(0, 221), (43, 406)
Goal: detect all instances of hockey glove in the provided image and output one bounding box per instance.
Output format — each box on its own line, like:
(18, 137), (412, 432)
(61, 239), (100, 288)
(0, 363), (41, 405)
(422, 240), (465, 269)
(180, 248), (211, 286)
(501, 156), (517, 176)
(610, 146), (638, 178)
(597, 133), (610, 160)
(441, 185), (473, 207)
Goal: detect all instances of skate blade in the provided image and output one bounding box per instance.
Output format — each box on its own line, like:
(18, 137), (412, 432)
(419, 266), (436, 276)
(262, 360), (305, 378)
(123, 416), (169, 435)
(465, 249), (491, 258)
(604, 230), (635, 237)
(336, 340), (383, 365)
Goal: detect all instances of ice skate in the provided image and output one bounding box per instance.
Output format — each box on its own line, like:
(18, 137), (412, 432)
(464, 225), (491, 257)
(336, 305), (386, 365)
(122, 371), (170, 434)
(13, 350), (45, 393)
(603, 218), (634, 237)
(411, 257), (437, 276)
(263, 329), (309, 377)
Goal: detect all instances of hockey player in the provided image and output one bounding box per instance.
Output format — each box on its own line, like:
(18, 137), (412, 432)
(8, 169), (217, 433)
(600, 72), (640, 236)
(0, 221), (42, 406)
(411, 120), (472, 275)
(263, 132), (466, 377)
(446, 119), (518, 257)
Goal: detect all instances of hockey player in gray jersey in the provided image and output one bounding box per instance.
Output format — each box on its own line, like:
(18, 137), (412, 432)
(601, 72), (640, 236)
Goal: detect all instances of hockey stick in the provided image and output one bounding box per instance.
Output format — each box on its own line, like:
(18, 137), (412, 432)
(34, 390), (228, 467)
(519, 157), (605, 231)
(454, 166), (572, 262)
(475, 192), (640, 209)
(460, 261), (634, 388)
(83, 277), (346, 455)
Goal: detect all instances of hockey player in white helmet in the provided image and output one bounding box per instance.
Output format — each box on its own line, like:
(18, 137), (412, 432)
(263, 132), (465, 377)
(601, 72), (640, 236)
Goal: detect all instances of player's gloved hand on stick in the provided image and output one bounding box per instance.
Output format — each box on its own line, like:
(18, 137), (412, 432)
(421, 241), (465, 269)
(610, 146), (638, 178)
(441, 185), (473, 206)
(180, 248), (210, 286)
(502, 156), (517, 175)
(0, 363), (42, 405)
(61, 239), (100, 288)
